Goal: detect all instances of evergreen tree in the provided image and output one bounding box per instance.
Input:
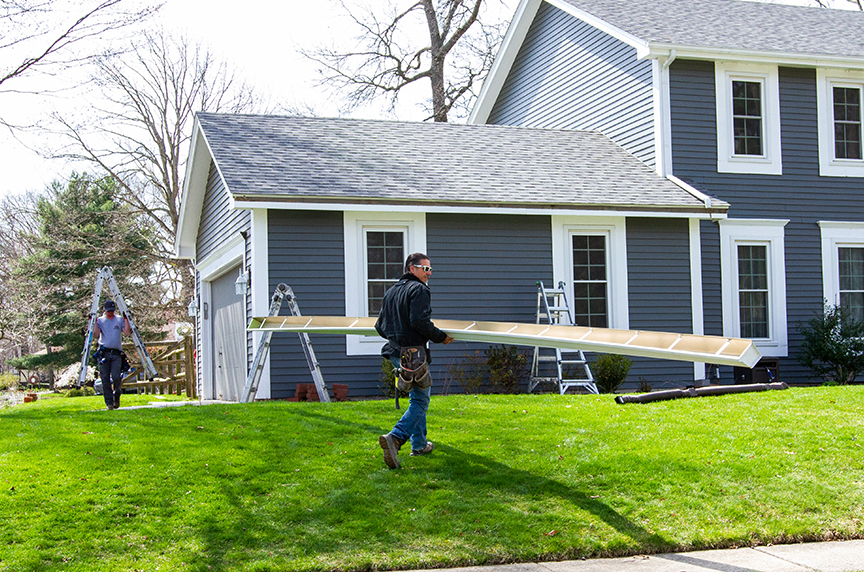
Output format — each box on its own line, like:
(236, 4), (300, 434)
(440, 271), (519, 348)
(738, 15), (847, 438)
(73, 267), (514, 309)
(8, 173), (160, 377)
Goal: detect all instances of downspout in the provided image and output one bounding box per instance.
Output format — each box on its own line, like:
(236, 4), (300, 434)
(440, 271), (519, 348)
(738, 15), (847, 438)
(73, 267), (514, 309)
(662, 49), (677, 71)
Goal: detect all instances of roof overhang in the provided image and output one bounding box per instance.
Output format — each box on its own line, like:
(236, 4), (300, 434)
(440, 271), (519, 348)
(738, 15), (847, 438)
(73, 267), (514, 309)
(174, 116), (216, 260)
(641, 44), (864, 70)
(231, 195), (728, 219)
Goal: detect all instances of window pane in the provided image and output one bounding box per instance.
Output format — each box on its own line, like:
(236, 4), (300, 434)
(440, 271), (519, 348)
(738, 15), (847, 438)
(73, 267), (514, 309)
(840, 292), (864, 323)
(740, 291), (769, 338)
(839, 247), (864, 291)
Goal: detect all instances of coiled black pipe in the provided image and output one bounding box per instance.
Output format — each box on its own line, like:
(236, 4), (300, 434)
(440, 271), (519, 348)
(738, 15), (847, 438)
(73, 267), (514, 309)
(615, 381), (789, 404)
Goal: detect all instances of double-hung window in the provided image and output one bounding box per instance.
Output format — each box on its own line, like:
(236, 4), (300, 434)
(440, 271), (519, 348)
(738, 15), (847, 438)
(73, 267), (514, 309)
(839, 247), (864, 322)
(819, 222), (864, 322)
(737, 244), (770, 339)
(719, 219), (788, 355)
(344, 212), (426, 355)
(365, 230), (404, 316)
(715, 63), (782, 175)
(552, 216), (628, 330)
(571, 235), (608, 327)
(817, 70), (864, 176)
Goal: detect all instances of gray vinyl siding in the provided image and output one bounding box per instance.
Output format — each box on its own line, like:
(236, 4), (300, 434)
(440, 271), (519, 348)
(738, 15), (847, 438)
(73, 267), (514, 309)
(625, 218), (695, 388)
(265, 210), (381, 398)
(264, 210), (704, 395)
(196, 161), (251, 262)
(669, 59), (864, 384)
(427, 213), (555, 393)
(699, 220), (723, 339)
(486, 1), (656, 167)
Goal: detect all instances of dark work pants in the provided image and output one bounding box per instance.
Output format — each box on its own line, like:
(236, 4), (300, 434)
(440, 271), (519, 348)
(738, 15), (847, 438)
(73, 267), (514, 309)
(99, 353), (123, 407)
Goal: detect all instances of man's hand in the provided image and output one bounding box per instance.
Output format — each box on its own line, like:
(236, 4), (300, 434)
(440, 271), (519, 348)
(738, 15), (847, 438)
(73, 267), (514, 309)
(443, 336), (454, 345)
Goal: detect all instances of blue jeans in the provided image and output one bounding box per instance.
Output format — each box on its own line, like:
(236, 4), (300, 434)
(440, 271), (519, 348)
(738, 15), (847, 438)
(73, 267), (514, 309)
(389, 357), (431, 451)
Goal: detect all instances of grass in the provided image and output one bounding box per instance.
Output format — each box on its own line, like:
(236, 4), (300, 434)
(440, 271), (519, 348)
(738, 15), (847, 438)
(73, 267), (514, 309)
(1, 387), (863, 572)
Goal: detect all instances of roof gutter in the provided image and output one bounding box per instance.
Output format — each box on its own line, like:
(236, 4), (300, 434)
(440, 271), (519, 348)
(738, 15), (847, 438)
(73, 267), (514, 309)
(643, 43), (864, 70)
(667, 174), (715, 210)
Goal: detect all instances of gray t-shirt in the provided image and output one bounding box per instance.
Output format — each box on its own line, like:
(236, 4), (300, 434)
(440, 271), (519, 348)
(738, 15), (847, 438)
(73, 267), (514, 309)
(97, 314), (125, 350)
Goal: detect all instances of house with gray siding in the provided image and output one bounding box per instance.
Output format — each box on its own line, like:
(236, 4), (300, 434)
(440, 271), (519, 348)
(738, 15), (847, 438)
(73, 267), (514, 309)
(471, 0), (864, 385)
(174, 114), (728, 400)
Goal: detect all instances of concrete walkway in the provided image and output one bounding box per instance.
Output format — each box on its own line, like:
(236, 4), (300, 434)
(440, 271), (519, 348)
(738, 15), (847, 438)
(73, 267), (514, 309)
(406, 540), (864, 572)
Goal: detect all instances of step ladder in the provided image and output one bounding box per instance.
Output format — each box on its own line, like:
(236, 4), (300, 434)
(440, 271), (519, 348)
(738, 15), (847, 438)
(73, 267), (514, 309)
(77, 267), (158, 388)
(529, 281), (598, 395)
(241, 284), (329, 403)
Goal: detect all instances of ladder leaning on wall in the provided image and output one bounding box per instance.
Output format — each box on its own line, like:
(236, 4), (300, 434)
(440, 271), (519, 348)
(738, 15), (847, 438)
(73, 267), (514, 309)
(241, 283), (329, 403)
(529, 281), (598, 395)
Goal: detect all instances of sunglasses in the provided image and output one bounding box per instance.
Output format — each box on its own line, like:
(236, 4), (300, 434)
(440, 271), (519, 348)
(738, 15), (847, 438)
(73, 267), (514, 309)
(412, 264), (433, 272)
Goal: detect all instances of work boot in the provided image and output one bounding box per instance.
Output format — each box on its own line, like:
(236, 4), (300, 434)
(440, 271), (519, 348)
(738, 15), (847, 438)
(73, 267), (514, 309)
(114, 394), (120, 409)
(379, 433), (404, 469)
(410, 442), (434, 457)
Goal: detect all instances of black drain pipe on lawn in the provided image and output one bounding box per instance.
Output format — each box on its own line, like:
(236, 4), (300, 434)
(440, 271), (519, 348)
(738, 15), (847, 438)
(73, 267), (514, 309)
(615, 382), (789, 404)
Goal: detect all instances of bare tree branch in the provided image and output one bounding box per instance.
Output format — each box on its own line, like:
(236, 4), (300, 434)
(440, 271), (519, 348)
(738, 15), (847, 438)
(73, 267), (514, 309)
(304, 0), (508, 122)
(0, 0), (160, 88)
(47, 29), (264, 315)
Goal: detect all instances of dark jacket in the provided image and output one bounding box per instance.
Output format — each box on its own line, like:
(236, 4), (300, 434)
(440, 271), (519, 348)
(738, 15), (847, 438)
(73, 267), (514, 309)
(375, 273), (448, 361)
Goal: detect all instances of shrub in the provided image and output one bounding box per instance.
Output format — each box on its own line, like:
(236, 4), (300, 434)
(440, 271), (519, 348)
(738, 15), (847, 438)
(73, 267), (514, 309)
(592, 354), (632, 394)
(484, 345), (529, 394)
(378, 358), (408, 399)
(0, 373), (18, 391)
(446, 351), (487, 394)
(797, 304), (864, 385)
(66, 386), (95, 398)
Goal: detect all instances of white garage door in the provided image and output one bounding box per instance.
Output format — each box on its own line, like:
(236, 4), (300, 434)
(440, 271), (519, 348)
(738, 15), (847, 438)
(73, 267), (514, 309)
(211, 267), (246, 401)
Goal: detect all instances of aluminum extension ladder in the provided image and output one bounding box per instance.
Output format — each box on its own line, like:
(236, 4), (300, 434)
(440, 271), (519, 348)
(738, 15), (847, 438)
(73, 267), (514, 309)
(241, 283), (329, 403)
(529, 281), (598, 395)
(77, 266), (158, 388)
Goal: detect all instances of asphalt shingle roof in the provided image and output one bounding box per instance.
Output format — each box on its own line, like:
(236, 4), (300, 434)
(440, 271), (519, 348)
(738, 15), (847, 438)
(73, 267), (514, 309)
(558, 0), (864, 59)
(196, 113), (726, 213)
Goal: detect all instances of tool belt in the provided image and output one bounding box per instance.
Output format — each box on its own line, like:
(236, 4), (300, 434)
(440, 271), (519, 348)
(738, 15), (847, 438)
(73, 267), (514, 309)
(396, 346), (431, 392)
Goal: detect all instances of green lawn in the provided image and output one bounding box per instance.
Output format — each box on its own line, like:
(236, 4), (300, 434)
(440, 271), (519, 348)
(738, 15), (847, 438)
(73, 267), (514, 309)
(1, 387), (863, 572)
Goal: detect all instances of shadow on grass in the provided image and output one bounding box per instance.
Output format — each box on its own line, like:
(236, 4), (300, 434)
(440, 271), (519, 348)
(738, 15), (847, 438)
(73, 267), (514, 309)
(3, 403), (671, 571)
(290, 409), (671, 555)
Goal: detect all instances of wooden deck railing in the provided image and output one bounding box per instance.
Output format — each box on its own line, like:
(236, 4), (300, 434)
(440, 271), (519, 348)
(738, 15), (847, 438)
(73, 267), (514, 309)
(121, 336), (196, 398)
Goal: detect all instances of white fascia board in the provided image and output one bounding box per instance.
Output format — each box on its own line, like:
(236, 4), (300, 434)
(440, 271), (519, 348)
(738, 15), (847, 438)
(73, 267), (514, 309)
(174, 117), (209, 259)
(643, 44), (864, 70)
(231, 199), (724, 220)
(545, 0), (650, 57)
(469, 0), (542, 124)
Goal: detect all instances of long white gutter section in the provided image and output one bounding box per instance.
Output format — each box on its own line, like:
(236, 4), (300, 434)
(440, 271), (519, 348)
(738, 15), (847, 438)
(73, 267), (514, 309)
(248, 316), (762, 369)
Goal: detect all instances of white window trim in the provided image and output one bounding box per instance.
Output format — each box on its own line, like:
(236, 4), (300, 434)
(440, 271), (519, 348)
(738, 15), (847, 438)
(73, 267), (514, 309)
(719, 219), (788, 356)
(818, 221), (864, 306)
(816, 69), (864, 177)
(551, 216), (629, 330)
(343, 211), (426, 356)
(715, 62), (782, 175)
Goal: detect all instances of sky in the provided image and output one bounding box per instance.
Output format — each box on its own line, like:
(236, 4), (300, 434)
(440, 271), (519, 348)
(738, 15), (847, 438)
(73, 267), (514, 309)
(0, 0), (354, 197)
(0, 0), (514, 198)
(0, 0), (855, 198)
